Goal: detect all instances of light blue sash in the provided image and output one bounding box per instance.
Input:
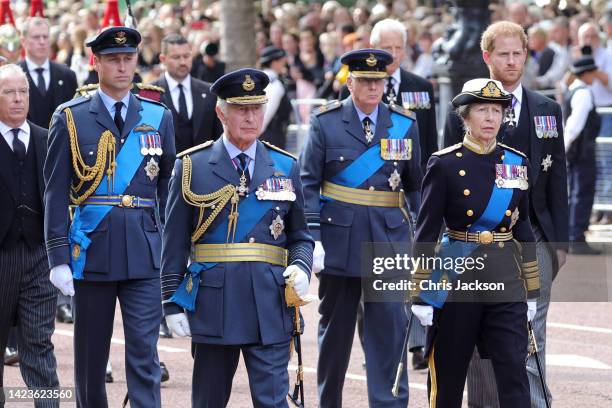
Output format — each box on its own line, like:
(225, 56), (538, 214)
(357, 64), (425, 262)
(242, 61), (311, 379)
(419, 149), (522, 308)
(171, 149), (294, 311)
(69, 101), (165, 279)
(328, 112), (413, 189)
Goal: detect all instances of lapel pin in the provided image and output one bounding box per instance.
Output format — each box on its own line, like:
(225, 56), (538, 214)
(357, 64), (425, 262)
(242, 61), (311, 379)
(58, 79), (63, 86)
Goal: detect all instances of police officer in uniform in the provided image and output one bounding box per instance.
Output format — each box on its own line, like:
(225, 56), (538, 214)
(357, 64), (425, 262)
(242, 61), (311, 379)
(563, 56), (602, 254)
(44, 27), (175, 408)
(411, 78), (539, 408)
(259, 45), (292, 150)
(301, 49), (422, 407)
(161, 68), (314, 407)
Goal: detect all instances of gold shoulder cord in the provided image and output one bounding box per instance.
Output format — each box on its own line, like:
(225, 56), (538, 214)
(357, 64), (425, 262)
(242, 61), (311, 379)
(65, 107), (116, 205)
(181, 155), (240, 243)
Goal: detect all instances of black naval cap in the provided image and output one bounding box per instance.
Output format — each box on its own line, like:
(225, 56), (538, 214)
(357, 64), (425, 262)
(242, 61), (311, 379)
(570, 56), (598, 75)
(210, 68), (269, 105)
(451, 78), (512, 108)
(340, 48), (392, 79)
(86, 26), (141, 55)
(259, 45), (286, 66)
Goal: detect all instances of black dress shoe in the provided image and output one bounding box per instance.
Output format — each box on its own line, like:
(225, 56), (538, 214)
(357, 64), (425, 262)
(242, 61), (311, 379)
(56, 304), (74, 324)
(160, 362), (169, 383)
(569, 242), (602, 255)
(411, 347), (428, 370)
(159, 320), (173, 339)
(4, 347), (19, 366)
(105, 363), (114, 383)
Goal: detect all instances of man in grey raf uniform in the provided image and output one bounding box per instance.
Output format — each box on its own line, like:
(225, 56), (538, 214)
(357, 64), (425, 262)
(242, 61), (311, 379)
(44, 27), (175, 408)
(161, 68), (314, 407)
(301, 49), (423, 407)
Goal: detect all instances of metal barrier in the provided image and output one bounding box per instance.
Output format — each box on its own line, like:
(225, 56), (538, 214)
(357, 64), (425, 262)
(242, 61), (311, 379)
(287, 98), (328, 155)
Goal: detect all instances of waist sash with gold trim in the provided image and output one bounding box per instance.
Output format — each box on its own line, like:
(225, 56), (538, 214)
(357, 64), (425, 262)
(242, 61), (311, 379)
(193, 243), (288, 266)
(321, 181), (404, 208)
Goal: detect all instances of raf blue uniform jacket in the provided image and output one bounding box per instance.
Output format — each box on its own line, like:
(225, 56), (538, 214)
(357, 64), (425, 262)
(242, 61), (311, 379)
(44, 91), (176, 281)
(161, 138), (314, 345)
(300, 98), (423, 277)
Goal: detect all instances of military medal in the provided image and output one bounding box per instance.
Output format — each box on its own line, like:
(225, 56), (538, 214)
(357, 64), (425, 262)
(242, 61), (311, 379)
(154, 133), (163, 156)
(509, 208), (520, 230)
(388, 169), (401, 191)
(269, 214), (285, 240)
(256, 177), (296, 201)
(541, 154), (553, 172)
(144, 157), (160, 181)
(139, 134), (149, 156)
(238, 172), (248, 196)
(534, 116), (558, 139)
(364, 120), (374, 143)
(495, 163), (528, 190)
(380, 138), (411, 160)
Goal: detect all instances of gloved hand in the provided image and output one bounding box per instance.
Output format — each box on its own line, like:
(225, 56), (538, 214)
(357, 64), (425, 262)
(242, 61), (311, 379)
(166, 313), (191, 337)
(313, 241), (325, 274)
(283, 265), (310, 299)
(527, 300), (537, 322)
(411, 304), (434, 326)
(50, 264), (74, 296)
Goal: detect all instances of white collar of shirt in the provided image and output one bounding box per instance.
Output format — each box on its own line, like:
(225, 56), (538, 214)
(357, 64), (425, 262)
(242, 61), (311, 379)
(222, 135), (257, 175)
(26, 57), (50, 90)
(389, 68), (401, 93)
(165, 72), (193, 118)
(353, 103), (378, 128)
(510, 83), (523, 124)
(0, 120), (31, 152)
(97, 88), (130, 121)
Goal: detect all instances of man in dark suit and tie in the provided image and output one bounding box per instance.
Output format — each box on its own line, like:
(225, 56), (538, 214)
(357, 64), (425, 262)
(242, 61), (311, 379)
(443, 21), (568, 408)
(0, 63), (59, 407)
(154, 33), (222, 154)
(19, 16), (77, 128)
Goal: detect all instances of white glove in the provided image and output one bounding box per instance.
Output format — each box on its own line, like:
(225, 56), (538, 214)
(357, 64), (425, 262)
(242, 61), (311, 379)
(50, 264), (74, 296)
(166, 313), (191, 337)
(313, 241), (325, 274)
(283, 265), (310, 299)
(411, 304), (434, 326)
(527, 300), (537, 322)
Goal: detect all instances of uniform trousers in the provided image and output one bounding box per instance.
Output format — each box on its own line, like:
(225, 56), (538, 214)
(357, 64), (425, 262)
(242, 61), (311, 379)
(73, 278), (162, 408)
(317, 274), (408, 408)
(467, 227), (553, 407)
(191, 340), (291, 407)
(428, 301), (530, 408)
(0, 242), (59, 408)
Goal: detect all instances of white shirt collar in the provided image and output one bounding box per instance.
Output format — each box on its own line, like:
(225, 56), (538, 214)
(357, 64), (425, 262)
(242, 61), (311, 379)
(222, 134), (257, 161)
(511, 83), (523, 105)
(25, 57), (50, 72)
(165, 72), (191, 93)
(390, 67), (401, 84)
(97, 88), (131, 117)
(0, 120), (30, 137)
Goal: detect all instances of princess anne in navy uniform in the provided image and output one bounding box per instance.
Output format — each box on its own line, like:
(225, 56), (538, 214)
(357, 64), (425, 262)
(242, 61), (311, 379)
(410, 79), (540, 408)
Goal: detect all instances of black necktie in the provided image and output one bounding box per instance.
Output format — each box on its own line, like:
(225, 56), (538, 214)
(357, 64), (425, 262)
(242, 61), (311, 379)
(236, 153), (251, 186)
(178, 83), (189, 122)
(385, 77), (395, 103)
(11, 128), (25, 161)
(114, 101), (124, 134)
(35, 67), (46, 96)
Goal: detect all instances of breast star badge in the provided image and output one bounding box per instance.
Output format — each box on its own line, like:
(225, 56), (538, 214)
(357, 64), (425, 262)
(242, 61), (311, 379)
(269, 215), (284, 240)
(388, 169), (401, 191)
(144, 157), (160, 181)
(541, 154), (552, 172)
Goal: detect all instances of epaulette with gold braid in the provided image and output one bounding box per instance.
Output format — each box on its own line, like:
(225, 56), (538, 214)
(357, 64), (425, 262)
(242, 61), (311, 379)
(432, 143), (462, 156)
(134, 83), (165, 93)
(177, 140), (214, 158)
(389, 103), (416, 120)
(313, 100), (341, 116)
(74, 83), (99, 98)
(498, 143), (527, 158)
(261, 140), (297, 160)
